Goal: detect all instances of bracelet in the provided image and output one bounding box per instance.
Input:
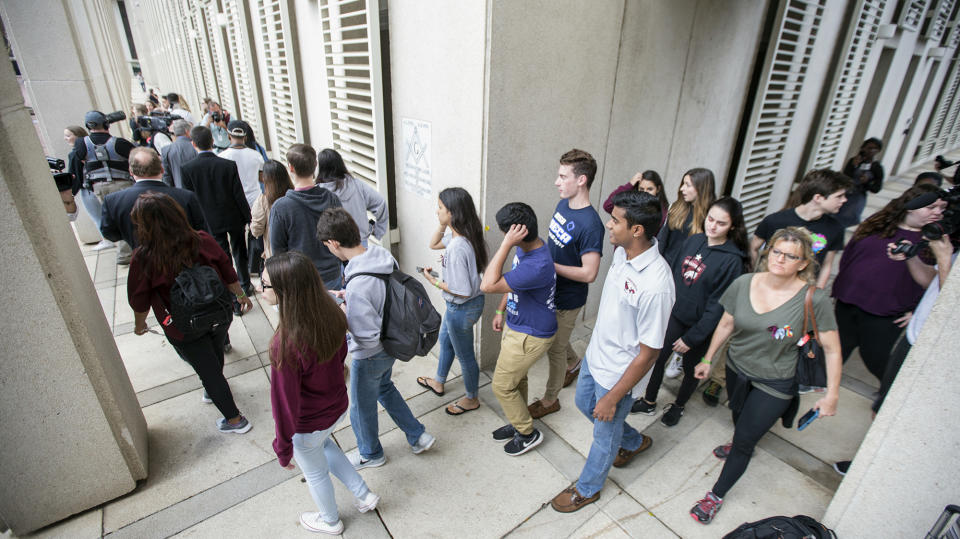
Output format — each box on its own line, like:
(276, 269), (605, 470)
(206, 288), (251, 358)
(495, 309), (504, 315)
(434, 281), (442, 289)
(699, 358), (711, 365)
(236, 292), (246, 299)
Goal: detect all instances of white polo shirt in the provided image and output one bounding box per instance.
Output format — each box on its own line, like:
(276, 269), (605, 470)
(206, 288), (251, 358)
(585, 239), (675, 398)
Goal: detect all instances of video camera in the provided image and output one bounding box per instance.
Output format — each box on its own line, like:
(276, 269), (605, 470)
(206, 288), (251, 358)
(935, 155), (955, 171)
(48, 157), (72, 192)
(891, 183), (960, 258)
(137, 111), (175, 133)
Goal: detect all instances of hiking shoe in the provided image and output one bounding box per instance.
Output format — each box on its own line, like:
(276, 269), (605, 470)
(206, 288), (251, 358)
(613, 434), (653, 468)
(346, 450), (386, 470)
(527, 399), (560, 419)
(217, 416), (252, 434)
(630, 399), (656, 415)
(411, 432), (436, 454)
(354, 490), (380, 513)
(504, 429), (543, 456)
(713, 443), (732, 460)
(702, 380), (723, 407)
(661, 403), (684, 427)
(833, 460), (851, 476)
(492, 424), (517, 443)
(299, 512), (344, 534)
(551, 485), (600, 513)
(665, 354), (683, 379)
(200, 390), (212, 404)
(690, 491), (723, 524)
(563, 363), (581, 388)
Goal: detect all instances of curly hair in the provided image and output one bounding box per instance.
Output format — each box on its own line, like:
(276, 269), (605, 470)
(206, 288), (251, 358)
(852, 184), (940, 241)
(757, 226), (818, 283)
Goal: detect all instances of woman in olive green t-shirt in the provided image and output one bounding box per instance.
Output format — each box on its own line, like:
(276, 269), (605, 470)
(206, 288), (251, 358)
(687, 227), (843, 525)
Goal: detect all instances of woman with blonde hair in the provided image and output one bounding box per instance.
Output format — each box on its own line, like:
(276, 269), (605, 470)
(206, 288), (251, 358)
(657, 168), (716, 267)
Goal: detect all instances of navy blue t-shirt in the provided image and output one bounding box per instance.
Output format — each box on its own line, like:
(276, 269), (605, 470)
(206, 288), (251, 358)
(504, 241), (557, 338)
(547, 199), (605, 310)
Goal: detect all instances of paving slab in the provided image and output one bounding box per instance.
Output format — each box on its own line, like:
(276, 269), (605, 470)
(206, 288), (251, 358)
(18, 508), (101, 539)
(507, 480), (619, 538)
(769, 386), (873, 465)
(599, 491), (678, 538)
(570, 509), (631, 538)
(115, 328), (195, 392)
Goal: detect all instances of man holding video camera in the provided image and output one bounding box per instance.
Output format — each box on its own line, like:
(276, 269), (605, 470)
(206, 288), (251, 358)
(69, 110), (136, 264)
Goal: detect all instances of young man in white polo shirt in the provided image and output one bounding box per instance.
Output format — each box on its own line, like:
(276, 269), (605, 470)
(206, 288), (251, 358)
(551, 190), (675, 513)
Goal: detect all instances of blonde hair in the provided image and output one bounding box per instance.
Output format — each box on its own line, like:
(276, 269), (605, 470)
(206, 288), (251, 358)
(757, 226), (818, 283)
(666, 167), (716, 235)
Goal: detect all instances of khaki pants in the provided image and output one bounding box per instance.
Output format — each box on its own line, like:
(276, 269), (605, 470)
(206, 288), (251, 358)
(543, 307), (581, 401)
(492, 326), (554, 435)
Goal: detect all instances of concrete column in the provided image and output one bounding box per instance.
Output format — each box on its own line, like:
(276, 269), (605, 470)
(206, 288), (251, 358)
(0, 46), (147, 535)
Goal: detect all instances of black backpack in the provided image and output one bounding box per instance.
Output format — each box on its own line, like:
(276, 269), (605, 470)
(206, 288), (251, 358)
(167, 265), (234, 337)
(346, 268), (441, 361)
(723, 514), (837, 539)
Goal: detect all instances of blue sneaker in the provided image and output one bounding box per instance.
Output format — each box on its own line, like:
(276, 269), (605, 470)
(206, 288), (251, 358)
(217, 416), (252, 434)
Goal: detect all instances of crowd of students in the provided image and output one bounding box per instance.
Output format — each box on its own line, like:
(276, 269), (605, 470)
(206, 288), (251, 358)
(100, 108), (956, 533)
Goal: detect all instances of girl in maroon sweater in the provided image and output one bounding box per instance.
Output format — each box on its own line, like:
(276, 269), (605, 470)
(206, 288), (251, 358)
(267, 251), (379, 535)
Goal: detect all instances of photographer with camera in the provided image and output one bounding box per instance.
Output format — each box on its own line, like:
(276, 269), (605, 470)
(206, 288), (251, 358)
(49, 157), (78, 221)
(838, 137), (885, 227)
(202, 101), (231, 152)
(166, 92), (194, 124)
(68, 110), (136, 262)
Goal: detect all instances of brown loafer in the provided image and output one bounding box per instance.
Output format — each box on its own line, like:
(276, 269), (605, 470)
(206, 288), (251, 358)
(550, 485), (600, 513)
(527, 399), (560, 419)
(563, 365), (581, 388)
(612, 434), (653, 468)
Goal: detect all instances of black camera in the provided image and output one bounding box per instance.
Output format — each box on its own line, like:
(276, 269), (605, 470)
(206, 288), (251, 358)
(935, 155), (955, 171)
(211, 111), (223, 123)
(47, 156), (72, 192)
(137, 112), (174, 133)
(104, 110), (126, 124)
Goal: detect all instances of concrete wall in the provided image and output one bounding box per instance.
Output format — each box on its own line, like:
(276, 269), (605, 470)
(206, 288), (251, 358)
(824, 261), (960, 536)
(0, 53), (147, 535)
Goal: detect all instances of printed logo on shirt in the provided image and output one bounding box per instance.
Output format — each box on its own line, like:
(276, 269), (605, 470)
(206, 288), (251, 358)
(549, 212), (573, 248)
(766, 325), (794, 340)
(810, 232), (827, 254)
(440, 252), (447, 268)
(680, 253), (706, 286)
(506, 255), (520, 316)
(623, 278), (637, 295)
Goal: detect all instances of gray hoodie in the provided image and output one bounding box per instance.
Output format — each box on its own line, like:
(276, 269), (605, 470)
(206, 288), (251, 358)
(317, 175), (388, 242)
(269, 186), (342, 283)
(343, 244), (396, 359)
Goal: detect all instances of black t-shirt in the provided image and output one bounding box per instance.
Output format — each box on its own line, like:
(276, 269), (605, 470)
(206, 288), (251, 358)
(754, 208), (844, 267)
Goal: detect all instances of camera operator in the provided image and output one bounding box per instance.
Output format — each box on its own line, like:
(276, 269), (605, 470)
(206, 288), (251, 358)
(68, 110), (136, 263)
(838, 137), (885, 227)
(49, 157), (78, 221)
(129, 104), (149, 146)
(202, 101), (231, 152)
(166, 92), (195, 124)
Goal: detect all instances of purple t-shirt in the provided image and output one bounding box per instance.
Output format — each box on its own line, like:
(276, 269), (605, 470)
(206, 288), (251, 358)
(503, 241), (557, 338)
(832, 229), (925, 317)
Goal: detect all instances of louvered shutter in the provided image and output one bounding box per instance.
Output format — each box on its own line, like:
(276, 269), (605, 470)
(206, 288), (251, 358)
(257, 0), (304, 159)
(202, 0), (237, 117)
(223, 0), (266, 146)
(899, 0), (928, 31)
(193, 2), (221, 105)
(919, 51), (960, 157)
(926, 0), (954, 41)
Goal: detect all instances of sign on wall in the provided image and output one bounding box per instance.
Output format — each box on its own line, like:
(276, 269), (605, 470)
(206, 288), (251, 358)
(401, 117), (432, 199)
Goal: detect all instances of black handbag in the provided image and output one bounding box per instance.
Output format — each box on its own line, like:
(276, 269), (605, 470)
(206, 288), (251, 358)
(796, 286), (827, 388)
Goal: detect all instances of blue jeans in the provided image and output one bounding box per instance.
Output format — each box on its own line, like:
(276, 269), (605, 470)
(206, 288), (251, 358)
(324, 274), (344, 292)
(350, 351), (425, 460)
(78, 188), (104, 229)
(293, 412), (370, 524)
(435, 295), (484, 398)
(574, 358), (645, 498)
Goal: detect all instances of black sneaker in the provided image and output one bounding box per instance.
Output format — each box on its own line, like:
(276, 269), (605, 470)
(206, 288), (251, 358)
(833, 460), (851, 476)
(492, 424), (516, 443)
(631, 399), (656, 415)
(661, 403), (684, 427)
(504, 429), (542, 456)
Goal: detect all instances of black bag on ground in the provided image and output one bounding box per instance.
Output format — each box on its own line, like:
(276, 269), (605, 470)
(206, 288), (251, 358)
(347, 268), (441, 361)
(168, 265), (234, 337)
(723, 514), (837, 539)
(796, 285), (828, 388)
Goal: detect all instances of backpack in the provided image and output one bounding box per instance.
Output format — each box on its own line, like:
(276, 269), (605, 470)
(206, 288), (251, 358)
(346, 268), (441, 361)
(167, 265), (234, 338)
(723, 514), (837, 539)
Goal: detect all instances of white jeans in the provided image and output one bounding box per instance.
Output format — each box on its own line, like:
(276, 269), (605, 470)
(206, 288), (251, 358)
(292, 412), (370, 524)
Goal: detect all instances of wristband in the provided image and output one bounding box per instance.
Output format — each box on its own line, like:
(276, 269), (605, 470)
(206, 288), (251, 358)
(236, 292), (246, 299)
(699, 358), (711, 365)
(434, 281), (442, 289)
(495, 310), (504, 315)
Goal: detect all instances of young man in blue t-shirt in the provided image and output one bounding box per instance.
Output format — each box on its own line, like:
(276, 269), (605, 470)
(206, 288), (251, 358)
(483, 203), (557, 456)
(528, 149), (605, 420)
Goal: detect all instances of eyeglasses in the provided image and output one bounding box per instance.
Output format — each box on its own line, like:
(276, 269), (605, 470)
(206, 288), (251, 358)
(261, 282), (273, 290)
(769, 248), (801, 262)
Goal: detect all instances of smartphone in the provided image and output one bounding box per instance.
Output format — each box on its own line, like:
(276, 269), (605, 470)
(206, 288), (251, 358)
(416, 266), (439, 278)
(797, 408), (819, 431)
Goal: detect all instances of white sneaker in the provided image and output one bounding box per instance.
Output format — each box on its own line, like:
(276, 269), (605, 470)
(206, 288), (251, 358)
(411, 432), (436, 454)
(354, 490), (380, 513)
(92, 239), (115, 251)
(299, 512), (344, 534)
(346, 449), (386, 470)
(665, 354), (683, 379)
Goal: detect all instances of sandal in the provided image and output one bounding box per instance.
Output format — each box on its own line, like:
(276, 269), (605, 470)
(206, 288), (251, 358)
(416, 376), (444, 396)
(446, 401), (479, 416)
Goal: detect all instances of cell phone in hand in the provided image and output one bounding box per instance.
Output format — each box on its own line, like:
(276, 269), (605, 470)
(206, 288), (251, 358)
(797, 408), (819, 431)
(416, 266), (439, 278)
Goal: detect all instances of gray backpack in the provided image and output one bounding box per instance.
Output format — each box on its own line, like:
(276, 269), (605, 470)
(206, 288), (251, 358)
(346, 268), (441, 361)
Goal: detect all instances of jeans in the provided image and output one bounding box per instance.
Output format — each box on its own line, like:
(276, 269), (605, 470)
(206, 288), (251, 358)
(544, 307), (583, 401)
(169, 323), (239, 420)
(78, 188), (105, 229)
(574, 358), (645, 498)
(350, 351), (425, 460)
(293, 411), (371, 524)
(435, 295), (484, 398)
(214, 228), (251, 290)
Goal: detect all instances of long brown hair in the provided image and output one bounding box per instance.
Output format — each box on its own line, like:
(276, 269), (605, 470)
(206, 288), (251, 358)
(130, 193), (200, 278)
(852, 184), (940, 241)
(262, 159), (294, 206)
(266, 251), (348, 370)
(666, 167), (716, 235)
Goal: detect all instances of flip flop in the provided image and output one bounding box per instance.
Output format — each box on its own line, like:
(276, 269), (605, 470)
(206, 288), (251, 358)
(417, 376), (444, 396)
(446, 403), (479, 416)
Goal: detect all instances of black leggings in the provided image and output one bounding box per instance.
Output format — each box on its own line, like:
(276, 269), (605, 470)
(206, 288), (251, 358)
(872, 333), (911, 413)
(170, 323), (240, 420)
(712, 366), (791, 498)
(214, 227), (251, 289)
(644, 315), (711, 406)
(835, 300), (903, 382)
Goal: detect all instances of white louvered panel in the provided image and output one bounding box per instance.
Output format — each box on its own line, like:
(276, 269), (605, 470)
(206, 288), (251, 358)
(920, 54), (960, 156)
(927, 0), (954, 40)
(178, 0), (209, 104)
(941, 58), (960, 147)
(258, 0), (303, 159)
(900, 0), (928, 30)
(170, 1), (201, 110)
(732, 0), (825, 231)
(947, 19), (960, 48)
(811, 0), (886, 170)
(193, 4), (219, 104)
(319, 0), (387, 198)
(202, 1), (236, 116)
(223, 0), (264, 144)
